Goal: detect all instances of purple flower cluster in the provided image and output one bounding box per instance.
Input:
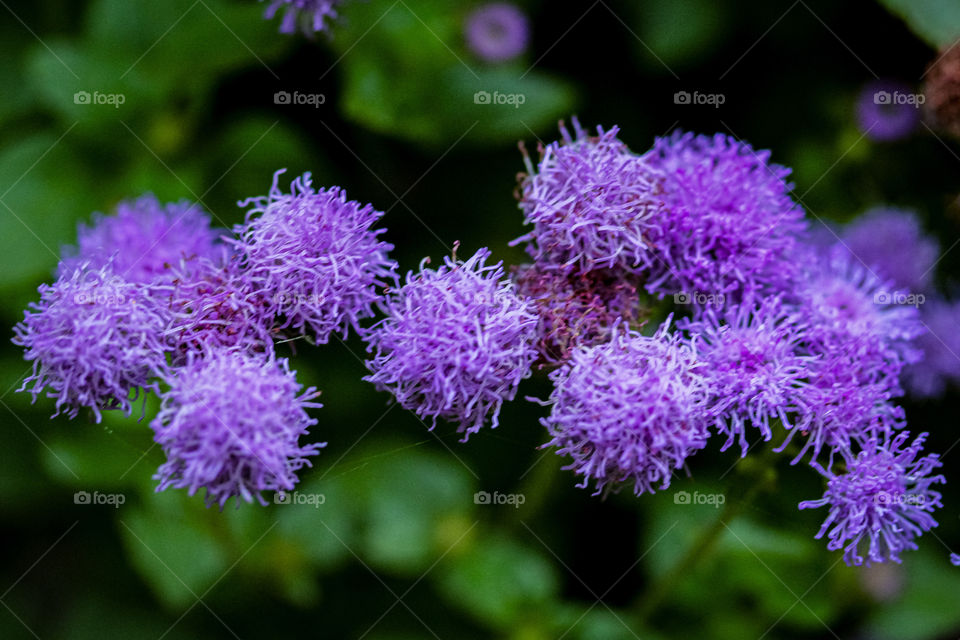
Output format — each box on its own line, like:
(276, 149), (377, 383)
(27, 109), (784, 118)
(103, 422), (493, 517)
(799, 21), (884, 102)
(855, 80), (920, 142)
(13, 171), (398, 506)
(262, 0), (344, 34)
(153, 349), (323, 508)
(510, 119), (947, 567)
(464, 3), (530, 63)
(363, 248), (538, 438)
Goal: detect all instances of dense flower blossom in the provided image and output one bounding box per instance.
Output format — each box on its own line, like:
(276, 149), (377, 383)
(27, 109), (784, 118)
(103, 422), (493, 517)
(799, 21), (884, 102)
(59, 195), (224, 285)
(152, 349), (323, 508)
(157, 256), (275, 360)
(464, 2), (530, 62)
(644, 131), (806, 300)
(363, 248), (538, 438)
(512, 263), (644, 364)
(511, 119), (665, 274)
(234, 170), (397, 344)
(262, 0), (343, 34)
(783, 247), (922, 464)
(799, 432), (944, 566)
(541, 321), (712, 496)
(13, 266), (169, 421)
(838, 207), (938, 293)
(680, 297), (814, 456)
(903, 298), (960, 397)
(855, 80), (920, 142)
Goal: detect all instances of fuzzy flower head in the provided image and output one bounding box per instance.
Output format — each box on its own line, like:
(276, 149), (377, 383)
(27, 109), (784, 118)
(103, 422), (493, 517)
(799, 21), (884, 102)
(363, 248), (538, 438)
(799, 432), (944, 566)
(855, 80), (920, 142)
(157, 256), (275, 361)
(542, 321), (711, 497)
(645, 131), (806, 299)
(263, 0), (343, 34)
(152, 349), (324, 508)
(234, 170), (397, 344)
(465, 3), (530, 62)
(512, 263), (645, 365)
(680, 297), (815, 456)
(13, 266), (169, 421)
(923, 45), (960, 140)
(903, 298), (960, 398)
(59, 195), (224, 285)
(839, 207), (938, 293)
(511, 119), (665, 274)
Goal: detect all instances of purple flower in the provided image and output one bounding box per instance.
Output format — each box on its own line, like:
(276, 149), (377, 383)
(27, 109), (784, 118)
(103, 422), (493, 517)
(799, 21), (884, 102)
(541, 320), (712, 496)
(839, 207), (938, 293)
(13, 266), (169, 422)
(855, 80), (920, 142)
(799, 432), (944, 566)
(157, 256), (275, 361)
(59, 195), (224, 286)
(263, 0), (343, 34)
(645, 131), (806, 300)
(510, 119), (665, 274)
(363, 248), (538, 438)
(951, 553), (960, 566)
(903, 298), (960, 398)
(512, 263), (644, 365)
(464, 2), (530, 63)
(234, 170), (397, 344)
(680, 297), (815, 456)
(152, 349), (323, 508)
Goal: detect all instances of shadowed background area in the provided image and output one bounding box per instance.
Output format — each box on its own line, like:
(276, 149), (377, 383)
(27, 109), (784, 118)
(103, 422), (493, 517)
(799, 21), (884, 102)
(1, 0), (959, 638)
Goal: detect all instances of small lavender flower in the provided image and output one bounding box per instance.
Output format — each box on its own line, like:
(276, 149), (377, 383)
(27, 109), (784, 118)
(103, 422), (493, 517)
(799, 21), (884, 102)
(59, 195), (224, 285)
(464, 2), (530, 63)
(234, 170), (397, 344)
(855, 80), (920, 142)
(680, 297), (815, 456)
(152, 349), (323, 508)
(799, 432), (944, 566)
(645, 131), (806, 300)
(512, 263), (644, 364)
(839, 207), (938, 293)
(157, 256), (275, 361)
(13, 266), (169, 421)
(511, 119), (665, 274)
(951, 553), (960, 566)
(363, 248), (538, 438)
(541, 320), (711, 496)
(263, 0), (343, 34)
(903, 298), (960, 398)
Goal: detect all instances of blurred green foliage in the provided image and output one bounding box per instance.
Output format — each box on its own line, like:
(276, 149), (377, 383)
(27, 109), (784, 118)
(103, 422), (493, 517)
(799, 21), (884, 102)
(1, 0), (959, 638)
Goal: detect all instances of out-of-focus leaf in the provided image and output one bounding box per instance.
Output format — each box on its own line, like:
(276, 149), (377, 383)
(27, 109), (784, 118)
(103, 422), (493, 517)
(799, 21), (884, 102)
(634, 0), (727, 70)
(877, 0), (960, 48)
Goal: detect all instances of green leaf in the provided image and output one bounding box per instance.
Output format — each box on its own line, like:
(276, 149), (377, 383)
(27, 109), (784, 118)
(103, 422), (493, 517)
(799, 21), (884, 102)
(877, 0), (960, 48)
